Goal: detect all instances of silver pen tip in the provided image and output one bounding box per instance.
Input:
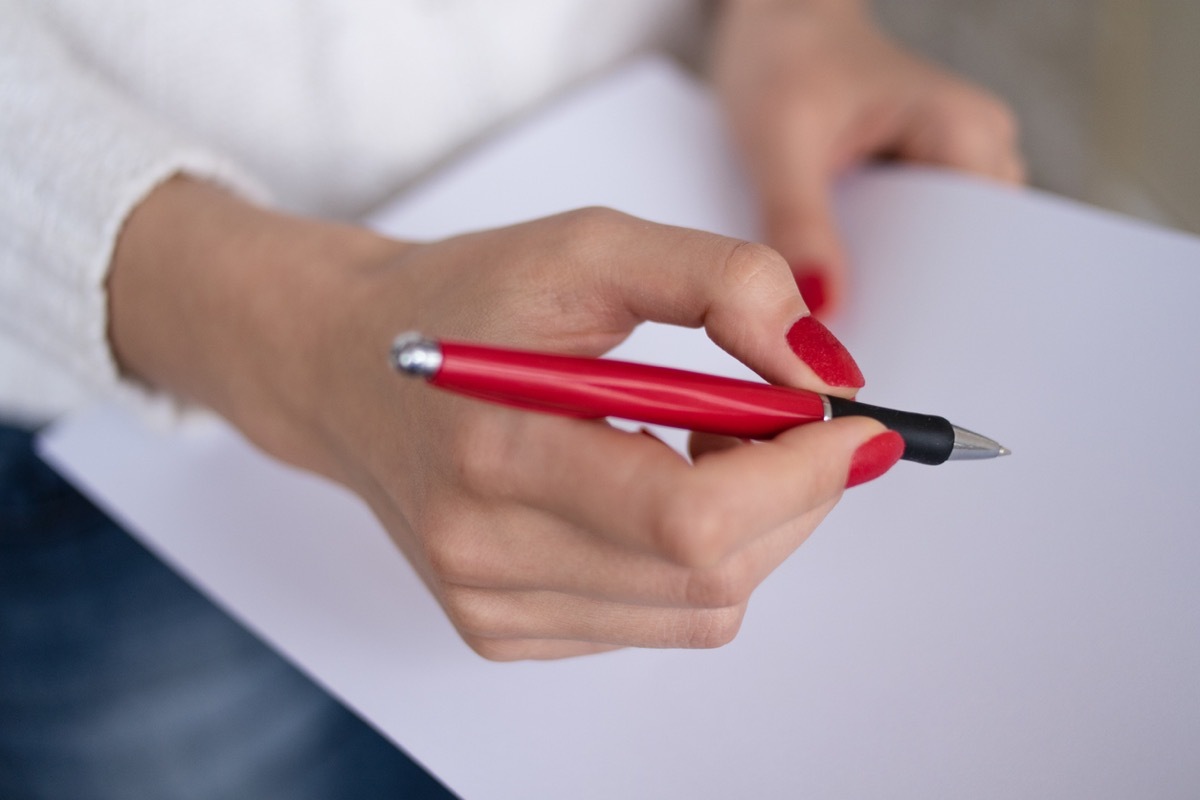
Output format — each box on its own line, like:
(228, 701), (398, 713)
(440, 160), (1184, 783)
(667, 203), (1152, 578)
(949, 425), (1009, 461)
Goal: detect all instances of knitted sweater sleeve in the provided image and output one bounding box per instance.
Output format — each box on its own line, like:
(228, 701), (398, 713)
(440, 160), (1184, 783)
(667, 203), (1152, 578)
(0, 1), (264, 424)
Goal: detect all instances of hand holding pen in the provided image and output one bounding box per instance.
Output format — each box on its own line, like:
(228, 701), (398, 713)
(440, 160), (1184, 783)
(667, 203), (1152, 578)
(93, 5), (1022, 675)
(112, 184), (943, 660)
(357, 210), (931, 660)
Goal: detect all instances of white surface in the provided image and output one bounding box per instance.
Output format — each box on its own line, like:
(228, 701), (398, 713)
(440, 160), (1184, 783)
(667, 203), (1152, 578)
(40, 58), (1200, 799)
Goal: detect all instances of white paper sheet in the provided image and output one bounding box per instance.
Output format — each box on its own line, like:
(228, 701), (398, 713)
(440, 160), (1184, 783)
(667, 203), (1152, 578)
(40, 58), (1200, 799)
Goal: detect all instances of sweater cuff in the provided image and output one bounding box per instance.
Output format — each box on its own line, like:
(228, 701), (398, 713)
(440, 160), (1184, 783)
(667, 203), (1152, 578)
(0, 4), (269, 424)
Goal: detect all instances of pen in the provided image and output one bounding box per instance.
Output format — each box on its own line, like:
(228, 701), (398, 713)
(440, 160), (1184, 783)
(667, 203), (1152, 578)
(390, 332), (1009, 465)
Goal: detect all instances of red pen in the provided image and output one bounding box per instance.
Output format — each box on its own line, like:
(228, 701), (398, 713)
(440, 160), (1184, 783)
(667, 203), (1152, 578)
(390, 332), (1008, 465)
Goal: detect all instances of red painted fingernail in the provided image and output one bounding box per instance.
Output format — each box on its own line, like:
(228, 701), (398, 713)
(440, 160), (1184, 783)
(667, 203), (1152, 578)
(792, 267), (828, 317)
(785, 316), (865, 389)
(846, 431), (905, 488)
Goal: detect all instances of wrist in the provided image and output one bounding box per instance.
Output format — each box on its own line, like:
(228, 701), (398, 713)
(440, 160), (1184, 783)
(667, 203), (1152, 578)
(108, 177), (411, 461)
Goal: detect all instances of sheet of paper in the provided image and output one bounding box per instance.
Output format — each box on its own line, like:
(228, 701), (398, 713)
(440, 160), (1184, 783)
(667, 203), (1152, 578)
(40, 58), (1200, 799)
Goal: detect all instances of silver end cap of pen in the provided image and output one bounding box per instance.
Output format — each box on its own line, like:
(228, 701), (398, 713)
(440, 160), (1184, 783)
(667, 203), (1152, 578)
(949, 425), (1011, 460)
(390, 332), (443, 379)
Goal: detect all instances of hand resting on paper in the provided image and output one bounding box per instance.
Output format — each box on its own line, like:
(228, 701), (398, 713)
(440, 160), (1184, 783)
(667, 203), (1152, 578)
(713, 0), (1025, 316)
(108, 178), (902, 660)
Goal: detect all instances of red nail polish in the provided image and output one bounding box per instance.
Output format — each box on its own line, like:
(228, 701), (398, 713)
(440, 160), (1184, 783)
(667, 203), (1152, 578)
(793, 269), (828, 317)
(846, 431), (905, 488)
(785, 316), (865, 389)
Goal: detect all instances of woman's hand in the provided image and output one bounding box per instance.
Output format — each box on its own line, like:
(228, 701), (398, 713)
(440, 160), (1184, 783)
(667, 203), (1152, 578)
(109, 179), (902, 661)
(713, 0), (1025, 315)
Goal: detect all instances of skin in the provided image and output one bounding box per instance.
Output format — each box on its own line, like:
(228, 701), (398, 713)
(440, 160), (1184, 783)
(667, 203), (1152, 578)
(106, 1), (1024, 661)
(714, 0), (1025, 314)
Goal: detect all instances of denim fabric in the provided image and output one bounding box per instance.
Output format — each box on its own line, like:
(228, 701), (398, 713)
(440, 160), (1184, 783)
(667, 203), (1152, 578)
(0, 424), (454, 799)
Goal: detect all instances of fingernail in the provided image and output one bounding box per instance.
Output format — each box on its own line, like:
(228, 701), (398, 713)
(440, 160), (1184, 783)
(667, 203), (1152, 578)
(792, 266), (828, 317)
(846, 431), (905, 488)
(785, 316), (865, 389)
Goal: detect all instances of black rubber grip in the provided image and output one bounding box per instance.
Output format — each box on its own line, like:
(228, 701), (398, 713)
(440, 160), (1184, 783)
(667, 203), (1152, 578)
(827, 397), (955, 465)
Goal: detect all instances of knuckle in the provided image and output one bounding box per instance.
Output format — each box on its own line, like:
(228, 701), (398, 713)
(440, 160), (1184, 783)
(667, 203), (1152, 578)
(536, 206), (638, 286)
(937, 94), (1021, 161)
(720, 240), (787, 293)
(555, 206), (632, 243)
(653, 488), (735, 568)
(441, 586), (510, 640)
(421, 521), (485, 586)
(463, 635), (523, 663)
(682, 606), (745, 649)
(446, 413), (520, 498)
(939, 120), (993, 163)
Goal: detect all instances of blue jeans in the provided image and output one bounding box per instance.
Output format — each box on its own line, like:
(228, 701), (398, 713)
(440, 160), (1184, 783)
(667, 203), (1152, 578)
(0, 424), (454, 799)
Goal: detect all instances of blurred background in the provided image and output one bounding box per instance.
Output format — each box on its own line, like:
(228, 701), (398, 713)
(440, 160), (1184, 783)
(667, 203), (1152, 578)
(873, 0), (1199, 235)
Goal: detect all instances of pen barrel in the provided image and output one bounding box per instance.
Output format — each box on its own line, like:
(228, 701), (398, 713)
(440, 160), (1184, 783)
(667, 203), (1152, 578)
(435, 342), (828, 438)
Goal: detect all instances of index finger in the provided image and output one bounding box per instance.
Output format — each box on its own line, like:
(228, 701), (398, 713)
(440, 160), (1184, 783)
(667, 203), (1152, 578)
(576, 209), (864, 395)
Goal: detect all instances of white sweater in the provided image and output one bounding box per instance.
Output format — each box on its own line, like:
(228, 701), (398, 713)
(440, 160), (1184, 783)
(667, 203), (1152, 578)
(0, 0), (699, 425)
